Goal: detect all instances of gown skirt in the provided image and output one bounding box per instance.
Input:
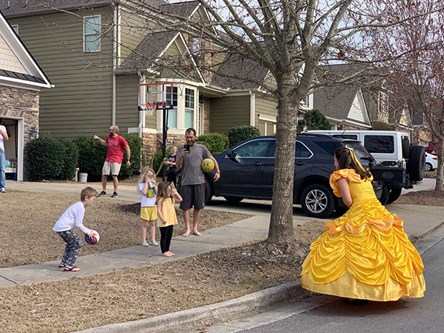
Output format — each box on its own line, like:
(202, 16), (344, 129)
(300, 169), (425, 301)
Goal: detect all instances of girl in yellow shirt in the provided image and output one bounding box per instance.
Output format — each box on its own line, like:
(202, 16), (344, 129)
(156, 181), (183, 257)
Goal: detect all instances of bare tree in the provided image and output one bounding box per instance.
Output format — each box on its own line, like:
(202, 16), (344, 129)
(365, 0), (444, 190)
(121, 0), (437, 243)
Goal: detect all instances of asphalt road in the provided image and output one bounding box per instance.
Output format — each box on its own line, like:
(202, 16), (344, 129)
(204, 206), (444, 333)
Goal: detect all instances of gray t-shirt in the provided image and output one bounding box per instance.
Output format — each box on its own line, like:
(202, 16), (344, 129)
(177, 143), (211, 185)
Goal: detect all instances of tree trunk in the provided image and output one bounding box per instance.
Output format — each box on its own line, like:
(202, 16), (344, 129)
(435, 137), (444, 191)
(267, 75), (298, 244)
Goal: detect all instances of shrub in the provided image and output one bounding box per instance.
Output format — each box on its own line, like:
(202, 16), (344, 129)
(228, 125), (260, 147)
(73, 136), (107, 182)
(152, 146), (175, 177)
(57, 139), (79, 180)
(196, 133), (229, 154)
(24, 136), (66, 181)
(302, 109), (331, 131)
(119, 134), (142, 178)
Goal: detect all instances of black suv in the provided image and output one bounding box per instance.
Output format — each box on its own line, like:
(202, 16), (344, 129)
(204, 133), (374, 218)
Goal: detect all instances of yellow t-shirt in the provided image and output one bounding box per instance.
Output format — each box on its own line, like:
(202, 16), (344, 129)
(157, 197), (178, 228)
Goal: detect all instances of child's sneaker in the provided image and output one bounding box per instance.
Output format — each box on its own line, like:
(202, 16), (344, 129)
(111, 192), (119, 198)
(141, 240), (149, 247)
(151, 241), (159, 246)
(0, 188), (6, 193)
(98, 191), (106, 197)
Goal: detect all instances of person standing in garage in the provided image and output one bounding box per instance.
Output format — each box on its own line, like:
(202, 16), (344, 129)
(0, 124), (9, 193)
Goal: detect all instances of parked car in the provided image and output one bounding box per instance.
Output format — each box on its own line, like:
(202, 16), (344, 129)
(204, 133), (377, 218)
(425, 152), (438, 171)
(307, 130), (425, 204)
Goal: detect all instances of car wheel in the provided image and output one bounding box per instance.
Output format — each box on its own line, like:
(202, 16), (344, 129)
(373, 181), (389, 205)
(300, 184), (335, 218)
(224, 196), (243, 204)
(386, 188), (402, 205)
(204, 178), (213, 205)
(407, 146), (425, 181)
(424, 162), (432, 172)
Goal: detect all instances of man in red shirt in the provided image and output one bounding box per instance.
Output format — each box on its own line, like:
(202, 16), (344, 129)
(94, 125), (131, 198)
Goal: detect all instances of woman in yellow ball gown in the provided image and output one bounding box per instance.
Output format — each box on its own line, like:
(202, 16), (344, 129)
(301, 146), (425, 302)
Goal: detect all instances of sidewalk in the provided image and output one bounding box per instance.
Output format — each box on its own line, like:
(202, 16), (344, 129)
(3, 179), (443, 332)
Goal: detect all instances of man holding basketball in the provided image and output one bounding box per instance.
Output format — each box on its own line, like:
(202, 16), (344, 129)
(176, 128), (220, 237)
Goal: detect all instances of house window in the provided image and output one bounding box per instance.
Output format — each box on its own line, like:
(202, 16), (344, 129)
(166, 86), (178, 129)
(84, 15), (101, 52)
(185, 88), (195, 128)
(11, 24), (18, 35)
(190, 38), (201, 65)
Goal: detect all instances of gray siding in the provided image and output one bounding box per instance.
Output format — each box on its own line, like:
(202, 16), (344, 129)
(116, 74), (139, 129)
(209, 95), (250, 134)
(119, 9), (150, 64)
(8, 7), (115, 138)
(254, 95), (277, 119)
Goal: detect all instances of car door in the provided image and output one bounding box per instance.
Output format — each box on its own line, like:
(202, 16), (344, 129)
(215, 138), (275, 197)
(293, 140), (314, 198)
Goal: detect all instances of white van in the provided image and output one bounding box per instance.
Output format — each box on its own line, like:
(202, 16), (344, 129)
(306, 130), (425, 204)
(306, 130), (410, 166)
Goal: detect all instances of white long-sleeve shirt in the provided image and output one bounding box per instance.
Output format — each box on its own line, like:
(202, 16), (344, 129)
(52, 201), (91, 235)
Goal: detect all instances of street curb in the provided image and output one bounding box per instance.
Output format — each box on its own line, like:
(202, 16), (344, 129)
(76, 281), (309, 333)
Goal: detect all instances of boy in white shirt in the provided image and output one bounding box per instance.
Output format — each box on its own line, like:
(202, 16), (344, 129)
(52, 187), (98, 272)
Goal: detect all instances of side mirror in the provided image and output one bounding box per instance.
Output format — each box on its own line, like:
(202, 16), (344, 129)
(226, 149), (235, 158)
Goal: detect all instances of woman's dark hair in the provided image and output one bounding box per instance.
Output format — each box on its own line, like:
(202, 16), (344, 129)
(334, 146), (372, 180)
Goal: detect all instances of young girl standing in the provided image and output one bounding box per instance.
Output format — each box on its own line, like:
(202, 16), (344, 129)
(156, 181), (182, 257)
(138, 167), (158, 246)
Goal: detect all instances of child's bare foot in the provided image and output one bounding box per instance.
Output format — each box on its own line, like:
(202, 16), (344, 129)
(193, 230), (202, 236)
(183, 230), (191, 237)
(167, 251), (175, 256)
(162, 252), (174, 257)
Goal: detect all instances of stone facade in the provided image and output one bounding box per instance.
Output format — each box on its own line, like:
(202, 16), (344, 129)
(141, 132), (185, 166)
(0, 85), (39, 144)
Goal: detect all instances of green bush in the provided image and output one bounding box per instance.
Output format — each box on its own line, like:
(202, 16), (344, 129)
(73, 134), (142, 181)
(120, 134), (142, 178)
(300, 109), (331, 132)
(24, 136), (66, 181)
(228, 125), (260, 147)
(197, 133), (229, 154)
(73, 136), (107, 182)
(57, 139), (79, 180)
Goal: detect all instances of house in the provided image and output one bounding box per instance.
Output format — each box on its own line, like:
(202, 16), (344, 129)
(0, 10), (51, 181)
(311, 63), (415, 135)
(0, 0), (279, 163)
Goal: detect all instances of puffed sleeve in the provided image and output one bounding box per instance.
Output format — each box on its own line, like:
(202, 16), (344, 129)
(329, 169), (353, 197)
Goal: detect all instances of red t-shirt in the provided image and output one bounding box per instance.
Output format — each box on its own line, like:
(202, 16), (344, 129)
(105, 135), (128, 163)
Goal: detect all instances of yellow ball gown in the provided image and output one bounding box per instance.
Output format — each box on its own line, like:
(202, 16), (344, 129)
(301, 169), (425, 301)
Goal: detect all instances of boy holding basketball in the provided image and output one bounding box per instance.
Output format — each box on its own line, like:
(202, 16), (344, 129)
(52, 187), (98, 272)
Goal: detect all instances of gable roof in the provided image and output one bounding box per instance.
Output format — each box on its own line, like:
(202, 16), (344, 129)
(0, 0), (166, 17)
(116, 30), (203, 82)
(211, 53), (269, 90)
(312, 84), (371, 128)
(160, 1), (199, 17)
(0, 10), (51, 89)
(117, 30), (178, 73)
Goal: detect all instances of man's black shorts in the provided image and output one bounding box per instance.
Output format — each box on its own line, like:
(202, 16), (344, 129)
(179, 184), (205, 210)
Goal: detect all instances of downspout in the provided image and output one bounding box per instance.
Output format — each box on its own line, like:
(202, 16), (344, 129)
(112, 5), (118, 125)
(138, 72), (146, 138)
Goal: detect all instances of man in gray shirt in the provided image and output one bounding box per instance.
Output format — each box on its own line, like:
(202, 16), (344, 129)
(176, 128), (221, 236)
